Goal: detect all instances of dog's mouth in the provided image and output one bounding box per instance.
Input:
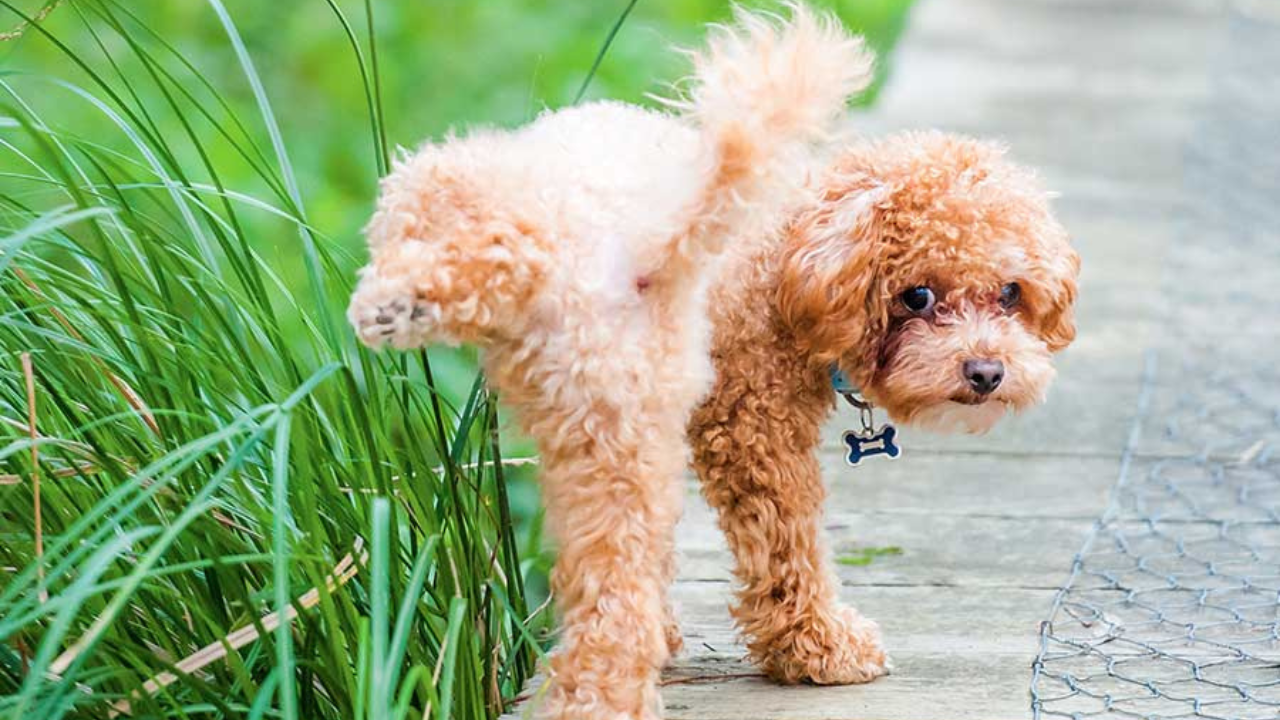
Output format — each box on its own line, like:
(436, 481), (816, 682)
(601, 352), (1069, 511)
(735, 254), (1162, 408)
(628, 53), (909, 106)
(904, 397), (1010, 434)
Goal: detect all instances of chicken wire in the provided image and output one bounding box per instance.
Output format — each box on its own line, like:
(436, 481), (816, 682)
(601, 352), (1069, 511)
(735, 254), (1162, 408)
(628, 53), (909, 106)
(1030, 354), (1280, 720)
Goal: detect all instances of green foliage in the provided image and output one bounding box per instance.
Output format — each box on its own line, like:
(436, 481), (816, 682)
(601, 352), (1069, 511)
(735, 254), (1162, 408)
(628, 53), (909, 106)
(836, 545), (904, 567)
(0, 1), (912, 718)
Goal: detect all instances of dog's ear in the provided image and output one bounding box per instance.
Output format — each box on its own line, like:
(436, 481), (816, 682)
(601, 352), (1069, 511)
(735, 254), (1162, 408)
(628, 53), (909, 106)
(1024, 223), (1079, 353)
(776, 178), (892, 381)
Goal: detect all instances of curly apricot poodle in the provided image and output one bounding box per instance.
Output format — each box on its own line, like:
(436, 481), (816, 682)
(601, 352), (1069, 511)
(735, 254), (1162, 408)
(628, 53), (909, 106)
(348, 6), (873, 718)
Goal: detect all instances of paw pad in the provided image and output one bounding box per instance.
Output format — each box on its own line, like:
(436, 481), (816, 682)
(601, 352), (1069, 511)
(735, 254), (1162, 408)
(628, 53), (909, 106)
(350, 292), (434, 350)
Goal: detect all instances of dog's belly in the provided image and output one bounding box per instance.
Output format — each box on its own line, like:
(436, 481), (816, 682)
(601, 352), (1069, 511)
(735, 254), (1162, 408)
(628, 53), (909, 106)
(486, 284), (712, 425)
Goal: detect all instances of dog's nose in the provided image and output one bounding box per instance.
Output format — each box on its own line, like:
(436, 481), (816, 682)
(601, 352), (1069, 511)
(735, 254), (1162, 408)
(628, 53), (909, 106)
(963, 358), (1004, 395)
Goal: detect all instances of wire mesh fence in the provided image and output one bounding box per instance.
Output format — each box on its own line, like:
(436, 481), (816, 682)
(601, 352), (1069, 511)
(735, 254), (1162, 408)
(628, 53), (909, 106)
(1030, 355), (1280, 719)
(1030, 6), (1280, 718)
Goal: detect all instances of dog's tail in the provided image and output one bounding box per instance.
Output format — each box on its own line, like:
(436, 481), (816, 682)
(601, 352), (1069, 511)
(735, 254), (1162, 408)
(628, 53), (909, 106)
(652, 2), (874, 292)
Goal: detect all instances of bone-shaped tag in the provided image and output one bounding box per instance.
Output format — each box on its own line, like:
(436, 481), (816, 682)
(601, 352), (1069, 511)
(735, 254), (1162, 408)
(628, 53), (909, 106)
(842, 425), (901, 466)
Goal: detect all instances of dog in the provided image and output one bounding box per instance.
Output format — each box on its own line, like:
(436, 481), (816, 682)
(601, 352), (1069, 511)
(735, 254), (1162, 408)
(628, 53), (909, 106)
(347, 6), (873, 718)
(688, 130), (1079, 684)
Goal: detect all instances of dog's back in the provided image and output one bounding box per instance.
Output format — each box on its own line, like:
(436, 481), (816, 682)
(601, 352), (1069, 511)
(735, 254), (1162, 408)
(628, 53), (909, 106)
(349, 4), (874, 351)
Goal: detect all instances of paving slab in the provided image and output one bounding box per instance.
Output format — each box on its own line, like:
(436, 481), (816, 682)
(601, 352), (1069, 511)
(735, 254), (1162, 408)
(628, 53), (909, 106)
(675, 585), (1060, 652)
(663, 654), (1034, 720)
(676, 498), (1092, 589)
(896, 0), (1226, 77)
(812, 453), (1120, 519)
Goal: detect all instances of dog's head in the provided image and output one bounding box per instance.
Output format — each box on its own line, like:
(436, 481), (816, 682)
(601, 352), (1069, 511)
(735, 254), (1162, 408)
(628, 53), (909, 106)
(777, 131), (1078, 433)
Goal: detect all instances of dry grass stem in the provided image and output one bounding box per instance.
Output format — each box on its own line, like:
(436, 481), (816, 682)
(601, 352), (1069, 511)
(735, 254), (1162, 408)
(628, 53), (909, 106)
(104, 539), (367, 717)
(21, 352), (46, 603)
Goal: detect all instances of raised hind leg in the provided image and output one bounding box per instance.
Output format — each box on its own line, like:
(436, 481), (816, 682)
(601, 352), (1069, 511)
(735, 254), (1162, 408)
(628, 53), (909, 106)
(348, 214), (549, 349)
(348, 136), (552, 350)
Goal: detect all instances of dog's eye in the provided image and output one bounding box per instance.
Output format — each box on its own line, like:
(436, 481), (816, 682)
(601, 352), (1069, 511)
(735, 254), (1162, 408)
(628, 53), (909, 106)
(999, 282), (1022, 309)
(900, 286), (935, 314)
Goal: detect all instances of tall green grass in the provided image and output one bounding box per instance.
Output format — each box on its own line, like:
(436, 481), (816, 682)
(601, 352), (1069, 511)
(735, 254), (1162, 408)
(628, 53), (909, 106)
(0, 1), (549, 718)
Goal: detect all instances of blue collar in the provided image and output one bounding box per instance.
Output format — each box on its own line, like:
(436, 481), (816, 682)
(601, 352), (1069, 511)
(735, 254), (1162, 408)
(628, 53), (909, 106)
(830, 365), (874, 414)
(829, 366), (858, 395)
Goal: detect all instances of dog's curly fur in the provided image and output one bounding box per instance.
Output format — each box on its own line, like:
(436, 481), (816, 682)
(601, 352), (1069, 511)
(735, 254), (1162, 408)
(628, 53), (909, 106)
(348, 6), (872, 718)
(688, 130), (1079, 684)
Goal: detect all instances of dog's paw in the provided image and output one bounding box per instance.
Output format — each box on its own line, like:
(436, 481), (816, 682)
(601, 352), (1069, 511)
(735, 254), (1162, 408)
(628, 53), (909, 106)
(351, 297), (436, 350)
(347, 275), (439, 350)
(760, 606), (889, 685)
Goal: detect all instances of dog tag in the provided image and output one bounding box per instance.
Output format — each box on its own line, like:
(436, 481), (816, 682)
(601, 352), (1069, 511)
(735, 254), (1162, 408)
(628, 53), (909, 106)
(842, 425), (901, 466)
(830, 365), (901, 466)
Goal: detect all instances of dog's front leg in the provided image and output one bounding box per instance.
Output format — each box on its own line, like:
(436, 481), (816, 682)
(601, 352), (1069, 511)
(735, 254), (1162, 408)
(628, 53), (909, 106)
(689, 354), (888, 685)
(536, 433), (684, 720)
